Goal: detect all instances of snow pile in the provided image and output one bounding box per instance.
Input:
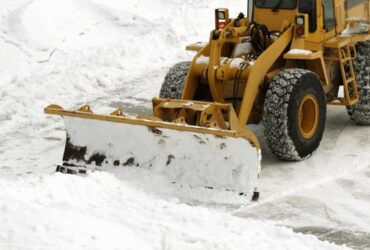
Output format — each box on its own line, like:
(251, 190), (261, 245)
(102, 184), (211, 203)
(0, 0), (248, 134)
(0, 172), (348, 250)
(0, 0), (247, 172)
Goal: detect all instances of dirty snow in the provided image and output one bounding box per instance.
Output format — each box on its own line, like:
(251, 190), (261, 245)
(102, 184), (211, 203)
(0, 0), (369, 249)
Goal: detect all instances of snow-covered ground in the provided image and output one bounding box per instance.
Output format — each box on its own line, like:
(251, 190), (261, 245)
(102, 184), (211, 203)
(0, 0), (369, 249)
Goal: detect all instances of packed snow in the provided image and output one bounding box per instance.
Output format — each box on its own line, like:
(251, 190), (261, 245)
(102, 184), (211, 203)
(286, 49), (313, 55)
(0, 0), (369, 249)
(0, 172), (349, 250)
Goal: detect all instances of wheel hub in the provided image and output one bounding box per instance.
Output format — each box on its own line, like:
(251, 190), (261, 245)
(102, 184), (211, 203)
(298, 94), (319, 139)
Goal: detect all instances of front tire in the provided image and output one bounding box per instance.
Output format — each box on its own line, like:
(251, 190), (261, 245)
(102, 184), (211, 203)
(159, 61), (191, 99)
(263, 68), (327, 160)
(347, 41), (370, 125)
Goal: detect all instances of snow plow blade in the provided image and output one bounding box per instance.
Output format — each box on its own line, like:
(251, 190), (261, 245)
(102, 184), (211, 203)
(45, 99), (261, 198)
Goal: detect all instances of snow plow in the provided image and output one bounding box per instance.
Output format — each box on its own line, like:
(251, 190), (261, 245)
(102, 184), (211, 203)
(46, 0), (370, 200)
(45, 101), (261, 197)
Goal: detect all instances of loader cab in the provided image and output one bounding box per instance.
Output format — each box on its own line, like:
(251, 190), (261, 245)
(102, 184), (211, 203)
(251, 0), (337, 48)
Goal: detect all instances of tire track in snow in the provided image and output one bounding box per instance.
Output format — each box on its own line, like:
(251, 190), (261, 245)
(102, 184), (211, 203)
(235, 155), (370, 211)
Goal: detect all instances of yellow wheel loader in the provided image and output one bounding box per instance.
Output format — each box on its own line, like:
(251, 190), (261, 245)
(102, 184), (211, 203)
(45, 0), (370, 200)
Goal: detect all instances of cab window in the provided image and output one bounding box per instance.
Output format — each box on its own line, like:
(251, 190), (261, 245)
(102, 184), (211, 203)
(255, 0), (298, 9)
(323, 0), (335, 31)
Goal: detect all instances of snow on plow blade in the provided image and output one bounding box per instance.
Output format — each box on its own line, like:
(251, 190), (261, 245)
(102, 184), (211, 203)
(45, 100), (261, 197)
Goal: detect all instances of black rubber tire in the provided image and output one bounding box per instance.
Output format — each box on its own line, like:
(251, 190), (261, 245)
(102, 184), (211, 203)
(263, 68), (327, 160)
(159, 61), (191, 99)
(346, 41), (370, 125)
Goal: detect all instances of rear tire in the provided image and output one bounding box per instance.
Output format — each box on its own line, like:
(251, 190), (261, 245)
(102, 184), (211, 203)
(263, 68), (326, 160)
(159, 61), (191, 99)
(347, 41), (370, 125)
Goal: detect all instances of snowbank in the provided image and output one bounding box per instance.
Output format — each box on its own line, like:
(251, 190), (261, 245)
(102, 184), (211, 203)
(0, 0), (246, 171)
(0, 0), (244, 130)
